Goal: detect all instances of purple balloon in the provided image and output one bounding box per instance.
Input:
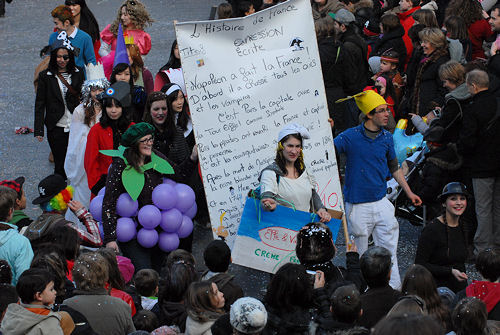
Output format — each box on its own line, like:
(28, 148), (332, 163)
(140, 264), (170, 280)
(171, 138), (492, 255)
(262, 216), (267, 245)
(89, 195), (103, 222)
(97, 187), (106, 197)
(158, 232), (180, 252)
(184, 202), (197, 219)
(116, 217), (137, 242)
(175, 184), (196, 212)
(160, 208), (183, 232)
(116, 193), (139, 218)
(138, 205), (161, 229)
(163, 178), (176, 186)
(98, 221), (104, 240)
(177, 216), (194, 238)
(137, 228), (159, 248)
(152, 184), (177, 210)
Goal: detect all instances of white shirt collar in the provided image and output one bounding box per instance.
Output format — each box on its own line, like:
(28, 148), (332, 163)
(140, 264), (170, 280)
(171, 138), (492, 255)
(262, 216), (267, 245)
(68, 27), (78, 39)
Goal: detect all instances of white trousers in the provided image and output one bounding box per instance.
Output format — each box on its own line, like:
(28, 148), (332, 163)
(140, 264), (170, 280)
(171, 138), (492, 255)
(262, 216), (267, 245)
(346, 197), (401, 289)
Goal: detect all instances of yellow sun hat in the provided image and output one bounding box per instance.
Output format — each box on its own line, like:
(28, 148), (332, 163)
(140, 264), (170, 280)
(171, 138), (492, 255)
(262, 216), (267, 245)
(336, 90), (388, 115)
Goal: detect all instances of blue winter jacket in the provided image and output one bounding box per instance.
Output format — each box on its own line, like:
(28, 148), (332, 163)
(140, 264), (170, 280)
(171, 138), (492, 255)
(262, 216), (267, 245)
(0, 222), (34, 284)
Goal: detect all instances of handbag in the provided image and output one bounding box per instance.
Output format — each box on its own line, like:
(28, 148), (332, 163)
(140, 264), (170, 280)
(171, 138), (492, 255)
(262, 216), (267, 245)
(57, 73), (80, 112)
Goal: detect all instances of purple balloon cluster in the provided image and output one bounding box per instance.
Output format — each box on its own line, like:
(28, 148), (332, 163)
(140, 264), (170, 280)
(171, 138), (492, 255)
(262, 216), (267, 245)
(89, 179), (196, 252)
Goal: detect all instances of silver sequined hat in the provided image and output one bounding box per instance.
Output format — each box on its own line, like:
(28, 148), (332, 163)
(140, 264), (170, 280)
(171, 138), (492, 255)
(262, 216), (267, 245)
(81, 63), (110, 103)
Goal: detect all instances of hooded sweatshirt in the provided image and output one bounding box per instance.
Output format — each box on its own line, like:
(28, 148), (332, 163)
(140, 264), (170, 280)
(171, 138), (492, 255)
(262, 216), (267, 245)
(0, 303), (63, 335)
(9, 209), (32, 229)
(0, 222), (34, 284)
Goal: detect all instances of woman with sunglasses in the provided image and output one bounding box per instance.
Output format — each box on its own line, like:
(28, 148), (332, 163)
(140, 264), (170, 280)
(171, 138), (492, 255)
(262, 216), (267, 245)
(102, 123), (198, 271)
(65, 0), (101, 61)
(34, 37), (84, 180)
(99, 0), (153, 58)
(415, 182), (469, 293)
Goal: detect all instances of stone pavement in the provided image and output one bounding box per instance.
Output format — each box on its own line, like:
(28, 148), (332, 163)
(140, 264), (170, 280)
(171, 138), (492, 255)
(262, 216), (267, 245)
(0, 0), (478, 299)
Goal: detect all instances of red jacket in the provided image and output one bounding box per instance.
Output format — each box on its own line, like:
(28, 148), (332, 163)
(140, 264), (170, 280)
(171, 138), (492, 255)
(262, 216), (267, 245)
(84, 122), (134, 196)
(468, 19), (493, 60)
(107, 286), (137, 316)
(398, 6), (421, 66)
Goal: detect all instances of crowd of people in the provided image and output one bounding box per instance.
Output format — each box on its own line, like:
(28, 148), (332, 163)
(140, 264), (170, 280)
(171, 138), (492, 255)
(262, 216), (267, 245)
(1, 0), (500, 334)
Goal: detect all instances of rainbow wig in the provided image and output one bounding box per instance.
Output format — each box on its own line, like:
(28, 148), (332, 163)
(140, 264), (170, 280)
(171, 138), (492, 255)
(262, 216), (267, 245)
(40, 186), (74, 212)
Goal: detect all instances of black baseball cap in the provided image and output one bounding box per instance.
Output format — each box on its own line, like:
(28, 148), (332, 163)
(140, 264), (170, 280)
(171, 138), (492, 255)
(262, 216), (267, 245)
(32, 174), (67, 205)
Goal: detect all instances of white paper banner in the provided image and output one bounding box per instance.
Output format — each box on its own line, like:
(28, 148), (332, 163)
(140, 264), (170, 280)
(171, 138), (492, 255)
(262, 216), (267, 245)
(176, 0), (343, 247)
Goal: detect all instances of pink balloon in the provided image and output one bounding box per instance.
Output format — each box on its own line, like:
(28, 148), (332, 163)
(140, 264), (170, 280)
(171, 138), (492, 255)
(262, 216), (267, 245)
(158, 232), (180, 252)
(160, 208), (183, 233)
(116, 193), (139, 218)
(184, 202), (197, 219)
(89, 195), (103, 222)
(152, 184), (177, 210)
(116, 217), (137, 242)
(175, 183), (196, 212)
(138, 205), (161, 229)
(177, 216), (194, 238)
(137, 228), (159, 248)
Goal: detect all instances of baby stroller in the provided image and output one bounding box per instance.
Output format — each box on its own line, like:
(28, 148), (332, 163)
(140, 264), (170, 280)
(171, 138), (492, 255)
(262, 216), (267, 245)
(386, 149), (428, 226)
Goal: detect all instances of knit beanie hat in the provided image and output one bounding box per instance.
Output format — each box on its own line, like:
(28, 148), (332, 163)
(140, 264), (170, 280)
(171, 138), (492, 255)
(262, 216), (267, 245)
(230, 297), (267, 334)
(295, 222), (335, 266)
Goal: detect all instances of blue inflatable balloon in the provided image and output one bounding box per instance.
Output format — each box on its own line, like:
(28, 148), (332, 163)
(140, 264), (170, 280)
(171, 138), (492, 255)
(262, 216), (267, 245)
(393, 120), (424, 165)
(97, 187), (106, 197)
(138, 205), (161, 229)
(177, 216), (194, 238)
(184, 202), (197, 219)
(163, 178), (176, 186)
(97, 221), (104, 240)
(89, 195), (104, 222)
(160, 208), (183, 233)
(137, 228), (159, 248)
(152, 184), (177, 210)
(175, 183), (196, 213)
(158, 232), (180, 252)
(116, 193), (139, 218)
(116, 217), (136, 242)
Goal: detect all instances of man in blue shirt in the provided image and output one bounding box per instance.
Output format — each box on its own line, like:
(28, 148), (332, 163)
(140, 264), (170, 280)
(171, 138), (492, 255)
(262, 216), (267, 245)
(334, 91), (421, 289)
(49, 5), (96, 69)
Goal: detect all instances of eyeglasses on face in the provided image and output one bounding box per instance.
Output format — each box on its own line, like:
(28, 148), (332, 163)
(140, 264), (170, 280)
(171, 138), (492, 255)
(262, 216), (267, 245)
(58, 55), (70, 60)
(374, 108), (390, 114)
(139, 136), (154, 144)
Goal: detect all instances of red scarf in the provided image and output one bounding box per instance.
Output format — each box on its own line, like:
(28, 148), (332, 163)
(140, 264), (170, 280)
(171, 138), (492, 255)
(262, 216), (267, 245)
(466, 280), (500, 312)
(66, 260), (74, 281)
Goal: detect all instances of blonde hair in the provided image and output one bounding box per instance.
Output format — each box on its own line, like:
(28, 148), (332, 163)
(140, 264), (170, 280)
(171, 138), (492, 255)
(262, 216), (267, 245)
(110, 0), (153, 35)
(419, 27), (447, 50)
(439, 60), (465, 85)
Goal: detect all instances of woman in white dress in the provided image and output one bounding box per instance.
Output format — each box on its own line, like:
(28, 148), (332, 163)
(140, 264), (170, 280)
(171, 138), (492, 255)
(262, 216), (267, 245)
(64, 63), (109, 222)
(259, 123), (331, 222)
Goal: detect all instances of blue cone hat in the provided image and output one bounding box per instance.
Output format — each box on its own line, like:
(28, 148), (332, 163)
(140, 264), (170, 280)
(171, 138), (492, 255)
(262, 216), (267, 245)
(113, 23), (130, 68)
